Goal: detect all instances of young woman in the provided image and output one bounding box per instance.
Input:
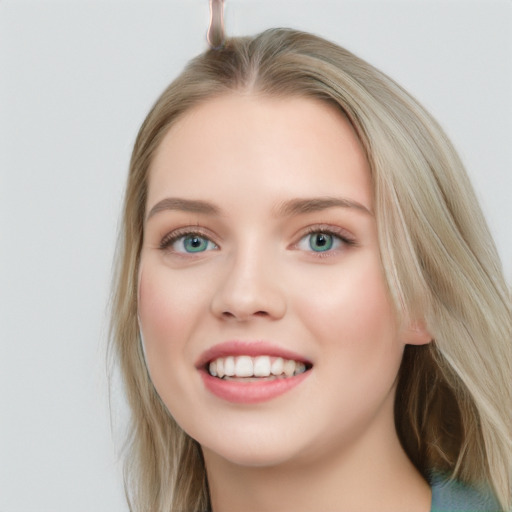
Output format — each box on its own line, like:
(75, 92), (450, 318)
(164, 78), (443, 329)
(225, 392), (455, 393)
(110, 28), (511, 512)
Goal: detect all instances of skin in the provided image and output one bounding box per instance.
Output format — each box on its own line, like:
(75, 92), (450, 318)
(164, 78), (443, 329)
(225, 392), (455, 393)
(138, 93), (432, 511)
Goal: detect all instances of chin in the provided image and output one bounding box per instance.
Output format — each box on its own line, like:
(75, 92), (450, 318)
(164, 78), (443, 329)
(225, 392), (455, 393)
(205, 446), (297, 469)
(199, 429), (305, 469)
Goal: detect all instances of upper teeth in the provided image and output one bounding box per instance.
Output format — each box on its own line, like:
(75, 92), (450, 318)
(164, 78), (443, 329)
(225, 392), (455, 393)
(208, 356), (307, 378)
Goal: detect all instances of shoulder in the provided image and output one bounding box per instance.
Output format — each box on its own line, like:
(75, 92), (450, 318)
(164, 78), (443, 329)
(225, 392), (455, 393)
(430, 472), (502, 512)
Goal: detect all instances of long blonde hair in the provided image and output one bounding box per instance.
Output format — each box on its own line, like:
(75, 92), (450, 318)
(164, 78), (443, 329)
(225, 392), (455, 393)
(109, 28), (512, 512)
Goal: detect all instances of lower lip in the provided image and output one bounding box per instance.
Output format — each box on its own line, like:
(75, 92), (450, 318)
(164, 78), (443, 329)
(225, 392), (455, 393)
(200, 370), (311, 404)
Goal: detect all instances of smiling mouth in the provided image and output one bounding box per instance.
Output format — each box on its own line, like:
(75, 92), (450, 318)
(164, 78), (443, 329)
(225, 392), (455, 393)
(207, 355), (312, 381)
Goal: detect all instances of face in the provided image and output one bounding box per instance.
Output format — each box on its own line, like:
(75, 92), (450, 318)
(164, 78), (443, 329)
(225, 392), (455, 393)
(138, 94), (423, 469)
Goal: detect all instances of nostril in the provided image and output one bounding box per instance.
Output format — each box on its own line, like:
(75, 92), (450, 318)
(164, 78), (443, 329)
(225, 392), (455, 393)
(220, 310), (269, 320)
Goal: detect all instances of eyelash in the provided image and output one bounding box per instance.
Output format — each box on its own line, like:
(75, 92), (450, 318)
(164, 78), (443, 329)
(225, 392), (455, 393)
(158, 225), (357, 255)
(298, 226), (357, 255)
(159, 228), (216, 252)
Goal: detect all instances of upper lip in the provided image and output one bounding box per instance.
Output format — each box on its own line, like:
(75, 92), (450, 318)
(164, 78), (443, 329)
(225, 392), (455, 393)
(195, 340), (312, 369)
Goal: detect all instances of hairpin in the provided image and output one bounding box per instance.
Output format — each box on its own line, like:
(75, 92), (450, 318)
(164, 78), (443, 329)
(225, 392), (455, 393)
(207, 0), (225, 49)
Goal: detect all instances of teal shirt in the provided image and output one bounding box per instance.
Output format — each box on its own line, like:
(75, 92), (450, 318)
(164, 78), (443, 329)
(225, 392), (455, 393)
(430, 473), (502, 512)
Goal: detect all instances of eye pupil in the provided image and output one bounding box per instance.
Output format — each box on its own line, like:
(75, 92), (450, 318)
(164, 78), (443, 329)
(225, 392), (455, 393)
(316, 234), (327, 246)
(310, 233), (333, 252)
(184, 236), (208, 252)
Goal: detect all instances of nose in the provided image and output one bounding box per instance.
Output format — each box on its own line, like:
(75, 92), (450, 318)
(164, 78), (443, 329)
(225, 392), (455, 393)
(210, 245), (287, 322)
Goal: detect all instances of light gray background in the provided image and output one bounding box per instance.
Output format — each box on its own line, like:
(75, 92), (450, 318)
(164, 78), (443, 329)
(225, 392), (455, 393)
(1, 1), (511, 511)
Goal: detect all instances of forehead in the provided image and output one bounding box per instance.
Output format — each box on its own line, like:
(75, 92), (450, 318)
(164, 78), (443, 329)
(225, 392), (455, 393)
(147, 93), (372, 210)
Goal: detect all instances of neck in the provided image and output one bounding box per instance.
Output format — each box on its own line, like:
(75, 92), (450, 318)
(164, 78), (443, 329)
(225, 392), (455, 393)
(203, 404), (431, 512)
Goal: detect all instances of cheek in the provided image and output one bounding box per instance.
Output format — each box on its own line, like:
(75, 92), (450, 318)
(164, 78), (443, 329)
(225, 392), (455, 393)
(294, 256), (404, 443)
(139, 269), (185, 345)
(137, 261), (210, 385)
(299, 254), (401, 370)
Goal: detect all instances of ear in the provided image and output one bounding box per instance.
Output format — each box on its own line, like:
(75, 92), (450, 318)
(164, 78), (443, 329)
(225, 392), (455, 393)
(401, 320), (432, 346)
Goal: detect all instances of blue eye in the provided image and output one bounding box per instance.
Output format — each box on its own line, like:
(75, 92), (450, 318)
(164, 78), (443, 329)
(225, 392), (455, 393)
(182, 235), (213, 253)
(308, 233), (335, 252)
(162, 233), (217, 253)
(297, 231), (344, 253)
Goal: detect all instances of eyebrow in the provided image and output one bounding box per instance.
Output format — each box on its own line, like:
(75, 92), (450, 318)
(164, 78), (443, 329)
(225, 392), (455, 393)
(146, 198), (220, 222)
(146, 195), (373, 223)
(275, 196), (373, 217)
